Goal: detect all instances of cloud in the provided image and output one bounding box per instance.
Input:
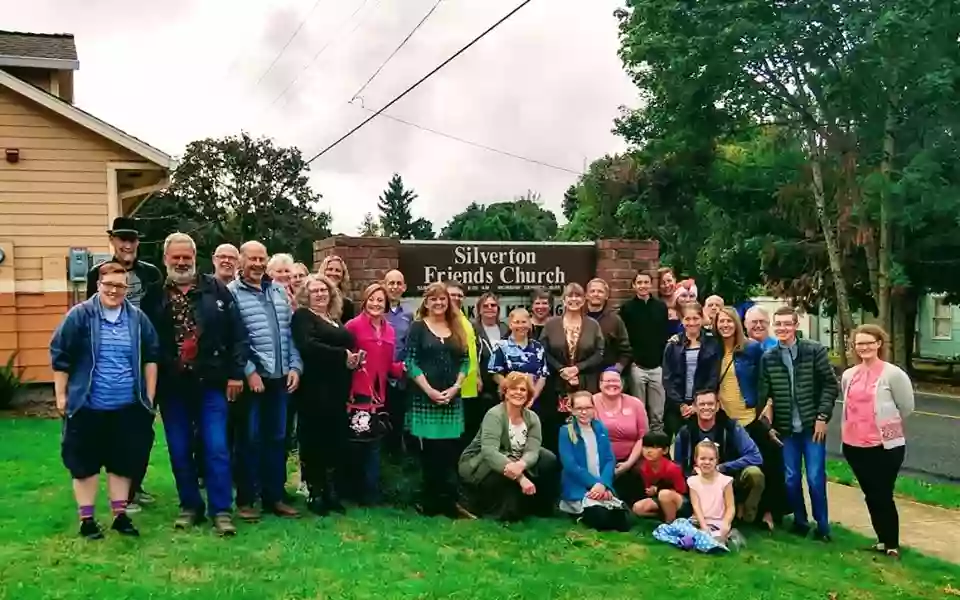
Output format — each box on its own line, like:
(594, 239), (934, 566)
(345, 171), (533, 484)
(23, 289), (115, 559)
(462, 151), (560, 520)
(6, 0), (638, 237)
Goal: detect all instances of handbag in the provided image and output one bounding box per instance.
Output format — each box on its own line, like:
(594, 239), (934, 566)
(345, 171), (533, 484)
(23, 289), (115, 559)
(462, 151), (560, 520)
(346, 368), (392, 443)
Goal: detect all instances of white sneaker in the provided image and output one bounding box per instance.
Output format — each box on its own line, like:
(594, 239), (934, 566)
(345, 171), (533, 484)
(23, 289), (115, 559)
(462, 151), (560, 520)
(125, 501), (143, 514)
(296, 482), (309, 497)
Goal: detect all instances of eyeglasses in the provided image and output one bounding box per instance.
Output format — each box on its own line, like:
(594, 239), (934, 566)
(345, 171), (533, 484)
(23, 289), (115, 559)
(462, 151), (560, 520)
(214, 254), (238, 261)
(854, 340), (879, 347)
(572, 406), (594, 413)
(482, 303), (498, 309)
(99, 282), (129, 292)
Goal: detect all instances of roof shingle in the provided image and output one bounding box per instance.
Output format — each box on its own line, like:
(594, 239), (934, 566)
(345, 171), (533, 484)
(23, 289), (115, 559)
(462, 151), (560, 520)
(0, 30), (77, 61)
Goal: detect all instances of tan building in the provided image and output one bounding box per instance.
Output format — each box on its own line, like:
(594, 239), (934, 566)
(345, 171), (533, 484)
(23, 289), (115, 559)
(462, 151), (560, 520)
(0, 31), (174, 382)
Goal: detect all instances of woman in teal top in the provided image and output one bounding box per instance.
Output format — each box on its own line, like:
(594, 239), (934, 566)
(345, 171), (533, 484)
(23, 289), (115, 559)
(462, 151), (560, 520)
(406, 282), (470, 517)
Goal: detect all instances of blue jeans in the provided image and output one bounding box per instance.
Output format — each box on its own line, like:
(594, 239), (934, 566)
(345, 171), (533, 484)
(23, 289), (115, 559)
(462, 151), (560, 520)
(160, 385), (232, 515)
(782, 430), (829, 534)
(236, 378), (288, 508)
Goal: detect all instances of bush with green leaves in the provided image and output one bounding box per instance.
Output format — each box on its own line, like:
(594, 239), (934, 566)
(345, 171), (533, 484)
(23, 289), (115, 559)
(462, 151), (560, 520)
(0, 353), (24, 410)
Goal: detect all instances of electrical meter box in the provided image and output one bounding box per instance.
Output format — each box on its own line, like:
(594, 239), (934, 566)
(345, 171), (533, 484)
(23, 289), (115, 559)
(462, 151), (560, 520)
(68, 248), (89, 282)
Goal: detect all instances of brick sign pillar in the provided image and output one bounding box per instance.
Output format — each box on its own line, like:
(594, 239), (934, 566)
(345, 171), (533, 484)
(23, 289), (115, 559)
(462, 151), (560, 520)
(313, 236), (399, 304)
(595, 239), (660, 309)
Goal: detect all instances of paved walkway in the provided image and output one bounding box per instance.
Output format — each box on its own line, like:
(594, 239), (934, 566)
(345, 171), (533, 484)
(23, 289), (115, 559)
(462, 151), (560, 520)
(828, 481), (960, 563)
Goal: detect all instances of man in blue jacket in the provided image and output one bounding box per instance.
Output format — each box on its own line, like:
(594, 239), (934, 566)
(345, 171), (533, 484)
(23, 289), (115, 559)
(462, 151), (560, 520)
(674, 391), (766, 525)
(154, 233), (248, 536)
(228, 241), (302, 521)
(51, 262), (159, 539)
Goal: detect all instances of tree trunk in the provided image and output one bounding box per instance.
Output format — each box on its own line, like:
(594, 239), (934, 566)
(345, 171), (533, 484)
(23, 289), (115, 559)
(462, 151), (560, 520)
(809, 144), (855, 357)
(891, 293), (908, 369)
(899, 287), (919, 375)
(877, 101), (897, 335)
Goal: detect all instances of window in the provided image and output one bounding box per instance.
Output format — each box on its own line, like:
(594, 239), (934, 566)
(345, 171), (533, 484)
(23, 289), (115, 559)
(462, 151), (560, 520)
(933, 296), (954, 340)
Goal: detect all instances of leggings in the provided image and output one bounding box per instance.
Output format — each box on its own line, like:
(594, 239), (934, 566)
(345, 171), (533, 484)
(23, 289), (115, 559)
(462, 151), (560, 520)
(842, 443), (905, 549)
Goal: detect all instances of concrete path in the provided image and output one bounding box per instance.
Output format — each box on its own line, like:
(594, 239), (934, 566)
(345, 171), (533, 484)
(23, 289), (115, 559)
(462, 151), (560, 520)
(828, 481), (960, 564)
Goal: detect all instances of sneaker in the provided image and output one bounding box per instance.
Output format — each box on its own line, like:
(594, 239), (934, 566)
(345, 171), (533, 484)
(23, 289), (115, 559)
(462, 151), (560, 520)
(174, 509), (203, 529)
(125, 501), (143, 514)
(296, 482), (310, 498)
(79, 518), (104, 540)
(270, 502), (301, 518)
(727, 528), (747, 552)
(213, 513), (237, 537)
(110, 513), (140, 537)
(237, 505), (262, 522)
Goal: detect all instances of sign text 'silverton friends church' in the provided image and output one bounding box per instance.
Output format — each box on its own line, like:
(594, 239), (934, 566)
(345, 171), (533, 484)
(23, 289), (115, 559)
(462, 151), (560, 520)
(399, 241), (595, 295)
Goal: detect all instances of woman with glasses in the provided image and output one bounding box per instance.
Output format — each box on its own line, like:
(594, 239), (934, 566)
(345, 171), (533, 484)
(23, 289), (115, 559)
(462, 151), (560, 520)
(539, 283), (604, 453)
(841, 325), (914, 559)
(488, 308), (549, 407)
(559, 391), (630, 531)
(459, 372), (558, 521)
(465, 292), (508, 441)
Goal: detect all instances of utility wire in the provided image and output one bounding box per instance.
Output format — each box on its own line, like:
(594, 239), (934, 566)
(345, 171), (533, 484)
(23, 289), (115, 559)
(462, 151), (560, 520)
(254, 0), (328, 87)
(354, 105), (580, 174)
(265, 0), (378, 110)
(349, 0), (444, 104)
(306, 0), (534, 165)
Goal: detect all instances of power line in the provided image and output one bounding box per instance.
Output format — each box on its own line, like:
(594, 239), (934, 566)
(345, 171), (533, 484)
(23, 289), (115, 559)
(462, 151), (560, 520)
(265, 0), (379, 111)
(353, 104), (580, 174)
(349, 0), (444, 104)
(306, 0), (534, 165)
(254, 0), (328, 87)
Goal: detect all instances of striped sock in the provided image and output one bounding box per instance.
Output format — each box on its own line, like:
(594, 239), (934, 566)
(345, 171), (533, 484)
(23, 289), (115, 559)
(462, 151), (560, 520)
(110, 500), (127, 516)
(78, 505), (95, 521)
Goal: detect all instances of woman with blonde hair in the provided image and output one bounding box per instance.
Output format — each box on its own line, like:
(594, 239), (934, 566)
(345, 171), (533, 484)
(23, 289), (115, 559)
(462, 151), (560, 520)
(841, 324), (914, 559)
(713, 306), (787, 530)
(539, 282), (604, 453)
(291, 274), (358, 515)
(319, 255), (354, 322)
(406, 282), (471, 517)
(459, 372), (558, 521)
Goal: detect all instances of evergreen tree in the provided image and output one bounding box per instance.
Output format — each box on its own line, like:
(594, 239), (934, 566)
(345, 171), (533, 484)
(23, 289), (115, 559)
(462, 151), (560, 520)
(377, 173), (434, 240)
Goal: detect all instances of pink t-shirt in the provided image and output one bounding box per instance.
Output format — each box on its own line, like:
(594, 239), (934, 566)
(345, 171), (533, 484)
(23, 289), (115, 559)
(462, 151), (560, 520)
(687, 472), (733, 529)
(842, 363), (884, 447)
(592, 393), (649, 461)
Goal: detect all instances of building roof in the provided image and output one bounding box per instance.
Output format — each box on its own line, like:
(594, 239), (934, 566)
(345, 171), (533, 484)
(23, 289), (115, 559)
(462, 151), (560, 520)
(0, 31), (79, 69)
(0, 68), (175, 169)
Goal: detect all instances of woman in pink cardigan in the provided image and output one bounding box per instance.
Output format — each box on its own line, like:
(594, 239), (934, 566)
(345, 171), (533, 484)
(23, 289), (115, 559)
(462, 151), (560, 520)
(344, 283), (405, 505)
(841, 324), (914, 560)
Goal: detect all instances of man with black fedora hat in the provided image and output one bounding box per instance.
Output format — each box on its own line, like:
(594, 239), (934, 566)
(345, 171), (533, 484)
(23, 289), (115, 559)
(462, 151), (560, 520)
(85, 216), (164, 511)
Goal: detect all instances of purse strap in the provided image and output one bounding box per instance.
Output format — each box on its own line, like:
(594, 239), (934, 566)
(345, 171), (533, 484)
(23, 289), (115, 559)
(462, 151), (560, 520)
(351, 366), (384, 409)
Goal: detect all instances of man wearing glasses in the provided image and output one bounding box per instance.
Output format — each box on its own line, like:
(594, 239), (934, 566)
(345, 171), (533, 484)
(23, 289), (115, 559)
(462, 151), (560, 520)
(85, 216), (164, 511)
(51, 262), (159, 539)
(744, 306), (778, 350)
(212, 243), (240, 285)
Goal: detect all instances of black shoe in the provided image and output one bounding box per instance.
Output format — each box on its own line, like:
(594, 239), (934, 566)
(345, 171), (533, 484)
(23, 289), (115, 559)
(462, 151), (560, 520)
(79, 518), (104, 540)
(307, 497), (329, 517)
(813, 530), (832, 543)
(322, 471), (346, 514)
(111, 513), (140, 537)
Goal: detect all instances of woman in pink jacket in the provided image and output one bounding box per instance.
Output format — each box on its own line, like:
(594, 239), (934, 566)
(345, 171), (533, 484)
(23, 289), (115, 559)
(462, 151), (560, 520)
(344, 283), (405, 505)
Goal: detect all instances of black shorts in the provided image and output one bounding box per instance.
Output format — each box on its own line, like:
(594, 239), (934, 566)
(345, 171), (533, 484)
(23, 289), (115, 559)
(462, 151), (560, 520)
(61, 403), (154, 480)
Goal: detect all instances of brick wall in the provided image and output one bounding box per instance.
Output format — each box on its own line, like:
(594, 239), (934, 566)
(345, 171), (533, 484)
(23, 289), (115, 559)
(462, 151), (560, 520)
(595, 239), (660, 308)
(312, 236), (399, 304)
(313, 236), (659, 308)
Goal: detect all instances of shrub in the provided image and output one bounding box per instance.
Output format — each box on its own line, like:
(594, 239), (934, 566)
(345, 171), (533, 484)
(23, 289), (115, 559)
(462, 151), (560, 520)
(0, 353), (25, 410)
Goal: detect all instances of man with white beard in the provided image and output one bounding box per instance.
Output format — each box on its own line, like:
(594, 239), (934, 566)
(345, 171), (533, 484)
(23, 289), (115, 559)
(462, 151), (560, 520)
(154, 233), (249, 535)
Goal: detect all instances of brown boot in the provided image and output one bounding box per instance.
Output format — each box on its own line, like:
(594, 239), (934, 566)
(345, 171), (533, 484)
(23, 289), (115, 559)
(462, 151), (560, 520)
(213, 513), (237, 536)
(236, 505), (261, 522)
(270, 502), (301, 518)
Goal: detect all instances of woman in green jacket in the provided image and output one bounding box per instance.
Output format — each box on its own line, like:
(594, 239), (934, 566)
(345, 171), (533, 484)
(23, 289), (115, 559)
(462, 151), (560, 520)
(459, 372), (558, 521)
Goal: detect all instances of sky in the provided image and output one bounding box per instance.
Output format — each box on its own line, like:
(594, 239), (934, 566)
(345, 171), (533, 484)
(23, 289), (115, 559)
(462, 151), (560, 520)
(7, 0), (638, 233)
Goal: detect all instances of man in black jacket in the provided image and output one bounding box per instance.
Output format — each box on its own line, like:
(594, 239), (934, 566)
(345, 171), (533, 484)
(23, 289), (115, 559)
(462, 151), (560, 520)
(85, 216), (163, 510)
(619, 271), (670, 433)
(154, 233), (249, 535)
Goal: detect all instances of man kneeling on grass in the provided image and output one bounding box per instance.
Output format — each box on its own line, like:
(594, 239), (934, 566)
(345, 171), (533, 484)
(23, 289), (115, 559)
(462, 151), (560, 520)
(50, 262), (159, 539)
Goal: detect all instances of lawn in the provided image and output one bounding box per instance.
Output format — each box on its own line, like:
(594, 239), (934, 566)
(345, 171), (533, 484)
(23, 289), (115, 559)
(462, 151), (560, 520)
(0, 418), (957, 600)
(827, 459), (960, 510)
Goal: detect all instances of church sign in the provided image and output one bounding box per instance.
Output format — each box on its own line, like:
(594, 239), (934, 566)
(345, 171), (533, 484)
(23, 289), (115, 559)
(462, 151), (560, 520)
(399, 241), (595, 296)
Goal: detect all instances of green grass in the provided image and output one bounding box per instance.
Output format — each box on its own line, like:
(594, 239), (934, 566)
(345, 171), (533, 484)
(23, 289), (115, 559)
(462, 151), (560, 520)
(827, 459), (960, 510)
(0, 418), (957, 600)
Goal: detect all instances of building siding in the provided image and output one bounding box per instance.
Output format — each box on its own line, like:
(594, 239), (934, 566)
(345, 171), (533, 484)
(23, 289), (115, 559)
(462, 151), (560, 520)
(0, 85), (141, 382)
(916, 295), (960, 361)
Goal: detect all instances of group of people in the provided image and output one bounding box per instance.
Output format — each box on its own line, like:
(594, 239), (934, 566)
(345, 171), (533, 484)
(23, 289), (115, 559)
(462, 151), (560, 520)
(50, 218), (915, 558)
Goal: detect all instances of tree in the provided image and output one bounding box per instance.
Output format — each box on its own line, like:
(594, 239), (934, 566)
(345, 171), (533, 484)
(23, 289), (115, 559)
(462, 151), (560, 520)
(377, 173), (434, 240)
(358, 212), (382, 236)
(615, 0), (960, 365)
(441, 199), (558, 241)
(561, 185), (579, 222)
(136, 132), (331, 271)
